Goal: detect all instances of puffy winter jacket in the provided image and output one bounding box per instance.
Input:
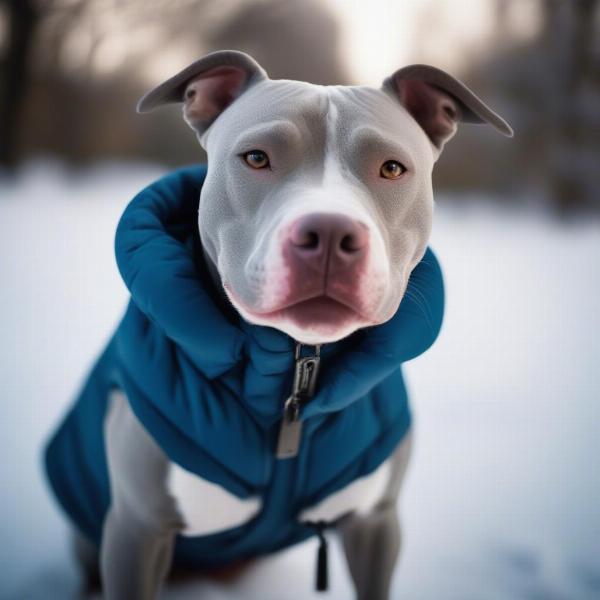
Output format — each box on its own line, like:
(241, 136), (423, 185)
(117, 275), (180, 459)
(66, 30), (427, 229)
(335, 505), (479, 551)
(43, 163), (444, 573)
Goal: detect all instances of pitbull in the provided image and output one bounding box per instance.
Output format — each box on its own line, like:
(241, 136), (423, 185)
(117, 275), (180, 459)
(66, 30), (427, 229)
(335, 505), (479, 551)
(81, 50), (512, 599)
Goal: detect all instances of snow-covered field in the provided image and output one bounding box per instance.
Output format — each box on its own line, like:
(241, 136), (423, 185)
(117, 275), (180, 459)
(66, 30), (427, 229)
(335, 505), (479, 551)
(1, 161), (599, 600)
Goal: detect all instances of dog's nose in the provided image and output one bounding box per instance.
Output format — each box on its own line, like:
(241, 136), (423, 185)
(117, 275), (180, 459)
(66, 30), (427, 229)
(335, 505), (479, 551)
(287, 213), (368, 272)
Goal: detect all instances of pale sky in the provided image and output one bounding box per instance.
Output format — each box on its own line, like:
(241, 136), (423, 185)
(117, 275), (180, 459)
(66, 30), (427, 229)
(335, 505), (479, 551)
(324, 0), (541, 85)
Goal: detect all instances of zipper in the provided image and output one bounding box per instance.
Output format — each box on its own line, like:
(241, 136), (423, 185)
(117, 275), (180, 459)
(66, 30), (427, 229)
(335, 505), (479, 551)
(273, 341), (334, 592)
(275, 342), (321, 459)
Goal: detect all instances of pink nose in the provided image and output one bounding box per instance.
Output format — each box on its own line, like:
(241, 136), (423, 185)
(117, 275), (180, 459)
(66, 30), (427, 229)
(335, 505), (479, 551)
(286, 213), (368, 273)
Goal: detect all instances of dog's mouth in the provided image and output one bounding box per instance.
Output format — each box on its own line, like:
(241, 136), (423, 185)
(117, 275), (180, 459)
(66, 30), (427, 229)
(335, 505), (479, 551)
(223, 284), (370, 328)
(270, 295), (361, 327)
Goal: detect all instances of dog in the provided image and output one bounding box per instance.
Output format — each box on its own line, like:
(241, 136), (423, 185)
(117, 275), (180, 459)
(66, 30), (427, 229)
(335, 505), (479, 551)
(43, 50), (512, 600)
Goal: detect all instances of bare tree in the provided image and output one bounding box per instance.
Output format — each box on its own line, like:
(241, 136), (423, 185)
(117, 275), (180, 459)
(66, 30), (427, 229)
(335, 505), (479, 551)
(210, 0), (351, 85)
(0, 0), (40, 167)
(543, 0), (600, 213)
(435, 0), (600, 215)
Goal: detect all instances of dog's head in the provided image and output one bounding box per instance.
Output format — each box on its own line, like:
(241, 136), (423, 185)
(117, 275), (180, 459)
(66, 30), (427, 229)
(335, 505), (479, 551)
(138, 50), (512, 345)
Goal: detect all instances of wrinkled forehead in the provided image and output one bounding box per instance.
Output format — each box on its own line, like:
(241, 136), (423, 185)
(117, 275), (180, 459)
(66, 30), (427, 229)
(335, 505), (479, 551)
(327, 85), (433, 161)
(204, 79), (432, 164)
(203, 80), (328, 149)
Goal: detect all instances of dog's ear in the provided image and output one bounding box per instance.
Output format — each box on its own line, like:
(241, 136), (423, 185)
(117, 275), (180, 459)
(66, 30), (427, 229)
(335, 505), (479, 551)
(382, 64), (513, 155)
(136, 50), (268, 135)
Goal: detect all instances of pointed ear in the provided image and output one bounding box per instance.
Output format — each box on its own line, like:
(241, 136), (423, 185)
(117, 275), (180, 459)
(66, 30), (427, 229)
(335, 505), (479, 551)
(382, 64), (513, 154)
(136, 50), (268, 135)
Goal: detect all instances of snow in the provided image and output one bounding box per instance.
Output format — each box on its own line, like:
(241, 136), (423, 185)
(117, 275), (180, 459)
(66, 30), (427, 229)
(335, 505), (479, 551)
(0, 161), (599, 600)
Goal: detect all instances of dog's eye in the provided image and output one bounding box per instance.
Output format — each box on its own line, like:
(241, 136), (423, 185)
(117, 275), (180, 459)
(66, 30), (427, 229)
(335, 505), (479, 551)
(243, 150), (270, 169)
(380, 160), (406, 180)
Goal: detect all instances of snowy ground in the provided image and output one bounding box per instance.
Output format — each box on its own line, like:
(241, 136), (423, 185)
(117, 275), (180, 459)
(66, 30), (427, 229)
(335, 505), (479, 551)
(1, 161), (599, 600)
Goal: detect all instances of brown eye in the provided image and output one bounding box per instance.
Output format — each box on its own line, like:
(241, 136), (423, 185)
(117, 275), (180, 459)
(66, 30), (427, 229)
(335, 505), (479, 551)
(380, 160), (406, 179)
(244, 150), (270, 169)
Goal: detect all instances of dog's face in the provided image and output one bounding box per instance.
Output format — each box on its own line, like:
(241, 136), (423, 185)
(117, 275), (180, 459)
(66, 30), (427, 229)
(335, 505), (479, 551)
(138, 51), (511, 345)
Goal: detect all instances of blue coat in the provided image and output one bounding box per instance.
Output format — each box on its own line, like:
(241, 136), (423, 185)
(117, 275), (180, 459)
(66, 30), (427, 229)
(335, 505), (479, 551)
(43, 164), (444, 569)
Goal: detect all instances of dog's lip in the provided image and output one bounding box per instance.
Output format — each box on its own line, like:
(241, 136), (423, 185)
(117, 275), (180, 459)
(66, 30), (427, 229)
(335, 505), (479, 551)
(223, 282), (369, 321)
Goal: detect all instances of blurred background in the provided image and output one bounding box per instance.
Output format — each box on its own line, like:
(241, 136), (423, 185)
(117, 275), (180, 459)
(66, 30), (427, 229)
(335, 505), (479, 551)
(2, 0), (599, 212)
(0, 1), (599, 599)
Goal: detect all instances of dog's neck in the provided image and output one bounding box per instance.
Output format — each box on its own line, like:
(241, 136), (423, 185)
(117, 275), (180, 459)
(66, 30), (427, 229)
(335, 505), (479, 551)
(196, 239), (242, 326)
(201, 244), (223, 296)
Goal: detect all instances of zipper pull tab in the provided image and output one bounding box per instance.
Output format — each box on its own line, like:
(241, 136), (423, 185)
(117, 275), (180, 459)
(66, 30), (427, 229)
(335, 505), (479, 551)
(303, 519), (330, 592)
(275, 343), (321, 459)
(315, 522), (329, 592)
(275, 396), (303, 459)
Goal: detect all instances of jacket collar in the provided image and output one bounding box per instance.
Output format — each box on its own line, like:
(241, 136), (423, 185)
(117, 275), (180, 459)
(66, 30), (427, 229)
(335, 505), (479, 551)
(115, 173), (418, 425)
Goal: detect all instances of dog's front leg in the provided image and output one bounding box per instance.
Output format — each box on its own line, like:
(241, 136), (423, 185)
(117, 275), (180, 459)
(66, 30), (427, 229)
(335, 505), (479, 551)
(101, 505), (176, 599)
(337, 431), (413, 600)
(101, 389), (185, 600)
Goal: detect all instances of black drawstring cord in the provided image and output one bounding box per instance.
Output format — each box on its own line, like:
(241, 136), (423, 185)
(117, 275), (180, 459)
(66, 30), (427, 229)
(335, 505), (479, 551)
(304, 519), (330, 592)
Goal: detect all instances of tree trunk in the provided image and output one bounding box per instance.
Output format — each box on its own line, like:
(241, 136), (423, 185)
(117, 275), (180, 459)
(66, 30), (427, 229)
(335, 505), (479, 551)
(543, 0), (599, 214)
(0, 0), (39, 169)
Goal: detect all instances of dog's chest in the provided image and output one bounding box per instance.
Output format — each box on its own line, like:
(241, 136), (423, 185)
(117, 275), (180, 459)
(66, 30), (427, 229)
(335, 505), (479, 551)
(167, 457), (392, 537)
